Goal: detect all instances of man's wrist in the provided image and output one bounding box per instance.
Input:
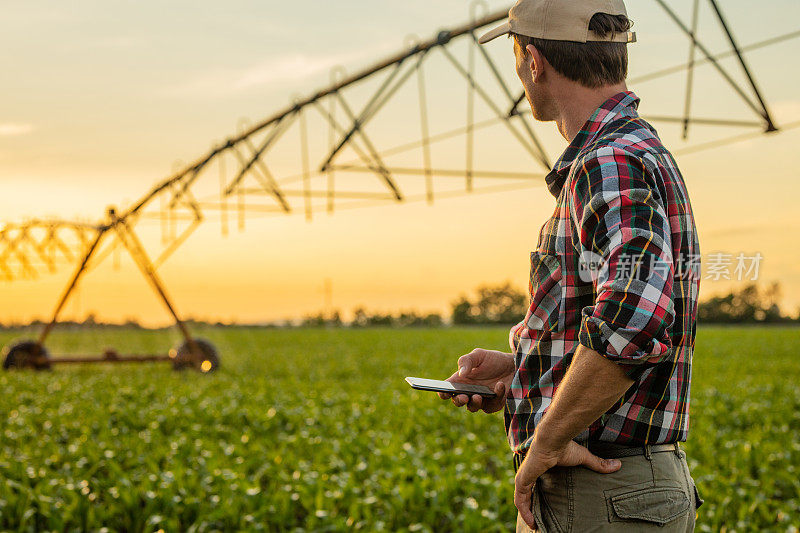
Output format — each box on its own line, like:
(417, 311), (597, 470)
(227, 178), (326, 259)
(494, 350), (516, 376)
(531, 417), (571, 454)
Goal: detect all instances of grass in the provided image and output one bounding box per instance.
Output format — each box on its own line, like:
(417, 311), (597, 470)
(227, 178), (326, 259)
(0, 325), (797, 532)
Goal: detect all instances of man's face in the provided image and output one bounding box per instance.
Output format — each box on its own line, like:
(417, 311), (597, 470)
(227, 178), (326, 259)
(513, 39), (557, 122)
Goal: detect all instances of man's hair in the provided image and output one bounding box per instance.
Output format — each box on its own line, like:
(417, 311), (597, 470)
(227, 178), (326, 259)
(512, 13), (632, 88)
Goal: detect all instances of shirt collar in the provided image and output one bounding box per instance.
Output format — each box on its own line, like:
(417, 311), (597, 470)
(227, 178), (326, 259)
(544, 90), (641, 198)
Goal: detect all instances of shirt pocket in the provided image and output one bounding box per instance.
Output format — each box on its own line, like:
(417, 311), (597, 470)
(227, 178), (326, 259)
(527, 251), (564, 332)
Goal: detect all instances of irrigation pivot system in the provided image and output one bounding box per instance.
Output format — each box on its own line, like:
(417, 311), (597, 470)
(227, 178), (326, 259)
(1, 0), (797, 371)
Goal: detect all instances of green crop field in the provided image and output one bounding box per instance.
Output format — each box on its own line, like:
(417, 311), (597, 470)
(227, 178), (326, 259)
(0, 325), (798, 532)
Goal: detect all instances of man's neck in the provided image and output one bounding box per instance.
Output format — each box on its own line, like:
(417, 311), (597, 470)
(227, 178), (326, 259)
(554, 82), (628, 142)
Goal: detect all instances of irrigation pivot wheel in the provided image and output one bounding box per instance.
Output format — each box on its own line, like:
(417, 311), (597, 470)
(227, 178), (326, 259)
(2, 341), (52, 370)
(171, 338), (220, 373)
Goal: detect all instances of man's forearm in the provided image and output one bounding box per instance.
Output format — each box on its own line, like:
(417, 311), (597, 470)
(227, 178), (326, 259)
(532, 344), (635, 450)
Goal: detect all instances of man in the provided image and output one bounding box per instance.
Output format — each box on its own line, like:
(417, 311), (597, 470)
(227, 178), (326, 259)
(438, 0), (703, 531)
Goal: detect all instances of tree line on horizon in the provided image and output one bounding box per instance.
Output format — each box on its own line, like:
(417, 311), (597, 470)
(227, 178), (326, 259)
(2, 282), (797, 330)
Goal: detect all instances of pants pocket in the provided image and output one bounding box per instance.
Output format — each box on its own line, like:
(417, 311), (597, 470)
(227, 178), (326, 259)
(535, 483), (563, 533)
(693, 482), (704, 509)
(608, 486), (691, 525)
(534, 467), (571, 533)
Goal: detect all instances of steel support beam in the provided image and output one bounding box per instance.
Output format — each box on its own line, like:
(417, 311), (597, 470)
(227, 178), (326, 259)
(653, 0), (775, 131)
(39, 227), (108, 344)
(706, 0), (777, 131)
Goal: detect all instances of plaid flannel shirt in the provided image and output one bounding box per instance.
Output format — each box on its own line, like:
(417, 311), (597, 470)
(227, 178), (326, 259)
(506, 91), (701, 453)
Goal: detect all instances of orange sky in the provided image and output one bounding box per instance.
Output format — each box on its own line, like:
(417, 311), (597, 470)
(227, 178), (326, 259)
(2, 0), (800, 326)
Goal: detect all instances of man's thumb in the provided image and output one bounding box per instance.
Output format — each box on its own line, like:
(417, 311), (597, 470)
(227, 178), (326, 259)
(457, 356), (472, 377)
(583, 451), (621, 474)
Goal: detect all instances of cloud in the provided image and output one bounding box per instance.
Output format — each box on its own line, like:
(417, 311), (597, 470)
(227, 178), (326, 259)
(161, 45), (396, 100)
(230, 53), (354, 92)
(0, 123), (34, 136)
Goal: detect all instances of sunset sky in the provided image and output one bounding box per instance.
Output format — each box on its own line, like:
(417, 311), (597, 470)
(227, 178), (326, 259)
(2, 0), (800, 326)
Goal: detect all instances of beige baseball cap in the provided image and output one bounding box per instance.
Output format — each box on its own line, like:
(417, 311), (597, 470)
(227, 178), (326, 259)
(478, 0), (636, 45)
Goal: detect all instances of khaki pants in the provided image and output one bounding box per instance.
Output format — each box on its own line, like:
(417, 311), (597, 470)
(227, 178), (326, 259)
(516, 446), (702, 532)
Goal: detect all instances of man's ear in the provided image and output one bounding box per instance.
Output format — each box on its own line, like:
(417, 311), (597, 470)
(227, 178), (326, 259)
(525, 44), (543, 83)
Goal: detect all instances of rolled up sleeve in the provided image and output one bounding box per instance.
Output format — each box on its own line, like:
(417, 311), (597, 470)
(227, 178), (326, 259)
(569, 147), (675, 379)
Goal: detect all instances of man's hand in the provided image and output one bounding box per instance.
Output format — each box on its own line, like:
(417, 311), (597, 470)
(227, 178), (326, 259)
(438, 348), (515, 413)
(515, 439), (622, 529)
